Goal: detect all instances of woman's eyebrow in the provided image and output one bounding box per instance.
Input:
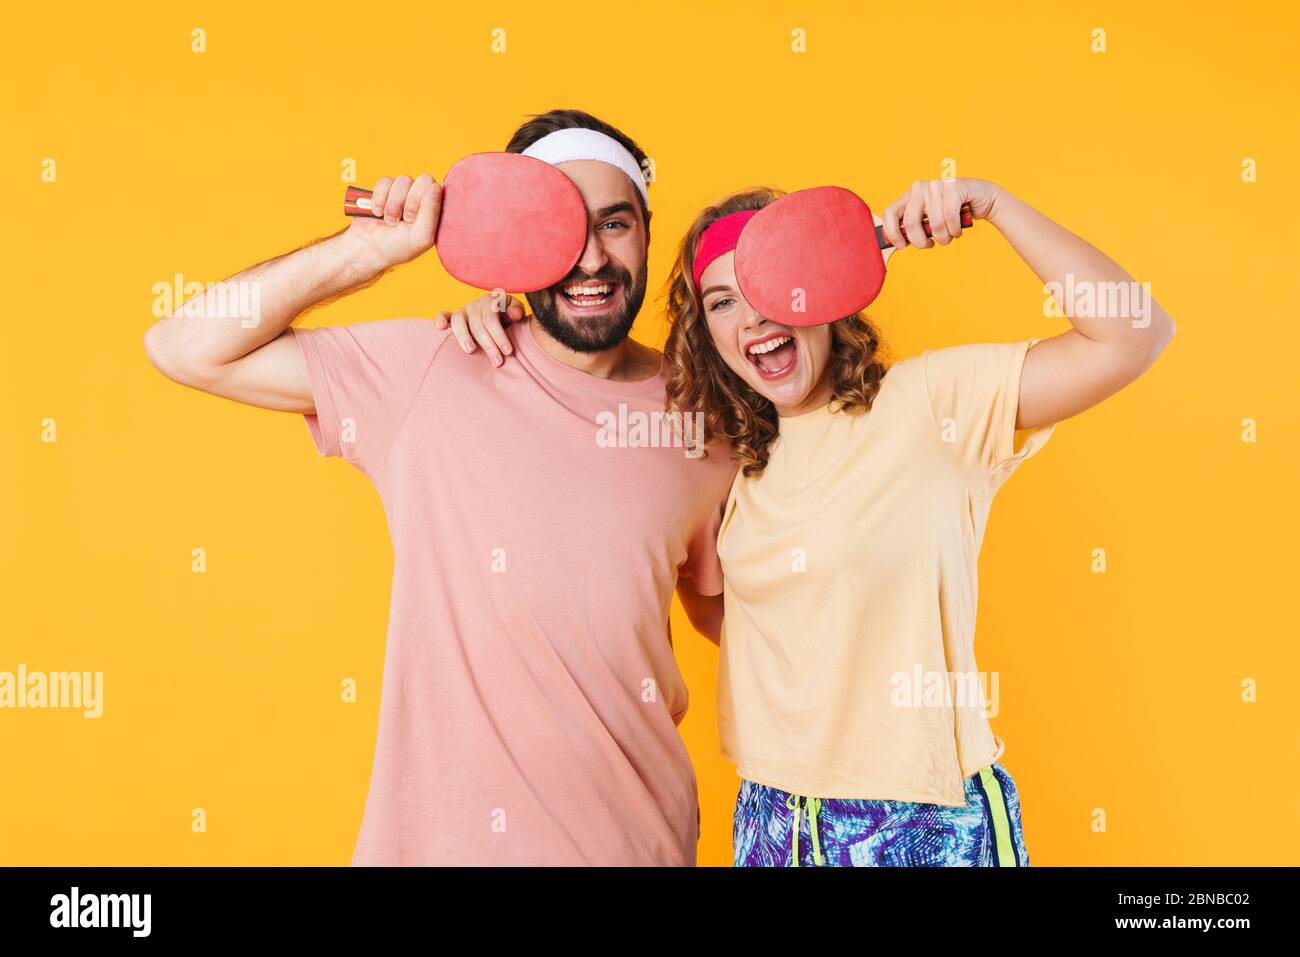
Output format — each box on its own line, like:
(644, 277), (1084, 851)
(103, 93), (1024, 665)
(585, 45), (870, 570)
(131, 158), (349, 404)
(701, 284), (732, 298)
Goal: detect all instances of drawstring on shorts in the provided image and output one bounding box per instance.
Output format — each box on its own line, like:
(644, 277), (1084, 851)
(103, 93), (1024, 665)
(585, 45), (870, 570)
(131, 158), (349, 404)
(785, 793), (825, 866)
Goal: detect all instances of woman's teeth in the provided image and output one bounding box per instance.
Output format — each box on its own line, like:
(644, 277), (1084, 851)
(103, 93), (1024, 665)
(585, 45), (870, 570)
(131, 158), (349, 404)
(746, 335), (797, 377)
(747, 335), (791, 356)
(562, 282), (614, 306)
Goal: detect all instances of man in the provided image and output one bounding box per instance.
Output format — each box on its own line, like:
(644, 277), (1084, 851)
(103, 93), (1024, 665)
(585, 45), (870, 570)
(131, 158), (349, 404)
(144, 109), (736, 865)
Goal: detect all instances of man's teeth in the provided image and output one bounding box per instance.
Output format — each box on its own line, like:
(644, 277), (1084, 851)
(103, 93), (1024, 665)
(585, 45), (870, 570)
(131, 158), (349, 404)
(564, 283), (612, 296)
(747, 336), (791, 356)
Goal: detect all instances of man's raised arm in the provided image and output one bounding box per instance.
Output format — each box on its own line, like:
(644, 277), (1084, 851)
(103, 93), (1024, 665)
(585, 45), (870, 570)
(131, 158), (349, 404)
(143, 174), (441, 413)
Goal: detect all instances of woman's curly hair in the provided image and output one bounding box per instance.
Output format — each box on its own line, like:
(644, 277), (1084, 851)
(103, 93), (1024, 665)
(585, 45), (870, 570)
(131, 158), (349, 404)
(663, 187), (889, 476)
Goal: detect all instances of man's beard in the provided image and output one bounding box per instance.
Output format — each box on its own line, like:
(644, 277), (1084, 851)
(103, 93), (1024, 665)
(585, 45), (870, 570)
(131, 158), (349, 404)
(526, 261), (647, 354)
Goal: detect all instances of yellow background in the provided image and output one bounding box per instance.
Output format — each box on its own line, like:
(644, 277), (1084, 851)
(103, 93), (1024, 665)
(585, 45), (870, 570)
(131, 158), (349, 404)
(3, 0), (1298, 866)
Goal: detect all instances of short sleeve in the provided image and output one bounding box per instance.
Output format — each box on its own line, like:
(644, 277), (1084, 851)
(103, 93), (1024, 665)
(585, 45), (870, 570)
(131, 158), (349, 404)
(921, 339), (1055, 498)
(677, 473), (736, 597)
(292, 319), (449, 479)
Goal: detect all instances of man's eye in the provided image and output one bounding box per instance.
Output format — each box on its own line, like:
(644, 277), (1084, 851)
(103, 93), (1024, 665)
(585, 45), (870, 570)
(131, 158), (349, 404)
(600, 220), (629, 231)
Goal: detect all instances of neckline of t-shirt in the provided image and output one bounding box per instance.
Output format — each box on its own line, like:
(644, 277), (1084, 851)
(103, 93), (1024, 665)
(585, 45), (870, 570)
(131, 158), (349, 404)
(775, 365), (912, 433)
(776, 399), (837, 432)
(512, 319), (667, 401)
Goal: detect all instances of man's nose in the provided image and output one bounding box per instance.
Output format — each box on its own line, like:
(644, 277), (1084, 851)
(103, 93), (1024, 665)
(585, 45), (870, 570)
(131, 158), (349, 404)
(575, 228), (609, 275)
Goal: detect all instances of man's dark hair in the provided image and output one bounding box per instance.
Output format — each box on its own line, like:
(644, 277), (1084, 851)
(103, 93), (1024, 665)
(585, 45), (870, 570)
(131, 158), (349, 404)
(505, 109), (651, 234)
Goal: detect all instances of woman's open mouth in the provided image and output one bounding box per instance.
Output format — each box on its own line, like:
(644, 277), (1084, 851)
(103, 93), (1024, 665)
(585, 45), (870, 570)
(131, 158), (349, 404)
(560, 280), (620, 311)
(746, 334), (798, 380)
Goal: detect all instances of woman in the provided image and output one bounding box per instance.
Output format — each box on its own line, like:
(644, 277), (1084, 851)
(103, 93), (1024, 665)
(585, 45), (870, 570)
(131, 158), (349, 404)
(659, 178), (1174, 867)
(437, 177), (1175, 866)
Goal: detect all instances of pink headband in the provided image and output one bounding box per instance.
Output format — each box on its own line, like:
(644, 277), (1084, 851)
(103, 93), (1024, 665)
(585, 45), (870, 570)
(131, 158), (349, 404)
(692, 210), (758, 288)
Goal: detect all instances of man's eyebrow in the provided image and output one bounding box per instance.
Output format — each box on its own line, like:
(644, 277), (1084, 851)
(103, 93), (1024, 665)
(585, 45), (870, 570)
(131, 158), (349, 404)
(593, 202), (637, 219)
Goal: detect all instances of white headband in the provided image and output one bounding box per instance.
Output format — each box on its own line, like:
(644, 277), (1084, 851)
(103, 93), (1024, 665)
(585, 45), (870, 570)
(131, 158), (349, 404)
(520, 128), (650, 206)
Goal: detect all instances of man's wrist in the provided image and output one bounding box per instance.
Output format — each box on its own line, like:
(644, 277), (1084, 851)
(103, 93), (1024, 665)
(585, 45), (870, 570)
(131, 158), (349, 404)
(332, 227), (394, 282)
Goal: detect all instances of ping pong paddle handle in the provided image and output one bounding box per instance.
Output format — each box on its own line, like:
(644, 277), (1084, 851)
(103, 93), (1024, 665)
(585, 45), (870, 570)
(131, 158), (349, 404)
(875, 203), (974, 249)
(344, 186), (376, 217)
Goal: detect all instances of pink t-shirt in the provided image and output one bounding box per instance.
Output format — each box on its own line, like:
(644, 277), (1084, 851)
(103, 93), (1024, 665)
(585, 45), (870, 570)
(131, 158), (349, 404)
(292, 318), (736, 865)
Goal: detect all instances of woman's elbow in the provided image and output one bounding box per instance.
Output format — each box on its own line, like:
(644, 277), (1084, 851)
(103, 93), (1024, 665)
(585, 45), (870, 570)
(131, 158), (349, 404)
(1152, 311), (1176, 360)
(1157, 307), (1176, 345)
(1135, 308), (1176, 369)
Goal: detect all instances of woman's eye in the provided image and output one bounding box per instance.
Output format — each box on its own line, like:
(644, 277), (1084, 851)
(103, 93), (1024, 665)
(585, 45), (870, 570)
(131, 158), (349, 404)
(708, 297), (735, 312)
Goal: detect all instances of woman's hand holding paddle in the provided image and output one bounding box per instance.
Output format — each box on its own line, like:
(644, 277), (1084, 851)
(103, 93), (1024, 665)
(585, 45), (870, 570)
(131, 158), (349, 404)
(878, 178), (1000, 251)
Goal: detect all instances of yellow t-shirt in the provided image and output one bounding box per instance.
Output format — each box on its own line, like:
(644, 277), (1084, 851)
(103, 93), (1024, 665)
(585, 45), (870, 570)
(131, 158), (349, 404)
(716, 339), (1055, 806)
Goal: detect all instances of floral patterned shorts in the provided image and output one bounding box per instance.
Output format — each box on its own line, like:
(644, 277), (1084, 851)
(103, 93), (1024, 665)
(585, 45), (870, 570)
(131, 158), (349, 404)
(733, 763), (1029, 867)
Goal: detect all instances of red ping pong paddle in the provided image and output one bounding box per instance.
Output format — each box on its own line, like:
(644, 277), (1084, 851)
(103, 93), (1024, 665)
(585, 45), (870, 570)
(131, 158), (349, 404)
(733, 186), (974, 327)
(343, 152), (588, 294)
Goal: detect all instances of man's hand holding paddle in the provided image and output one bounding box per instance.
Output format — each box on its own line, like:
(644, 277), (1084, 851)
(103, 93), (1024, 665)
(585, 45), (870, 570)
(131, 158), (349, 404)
(346, 173), (444, 269)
